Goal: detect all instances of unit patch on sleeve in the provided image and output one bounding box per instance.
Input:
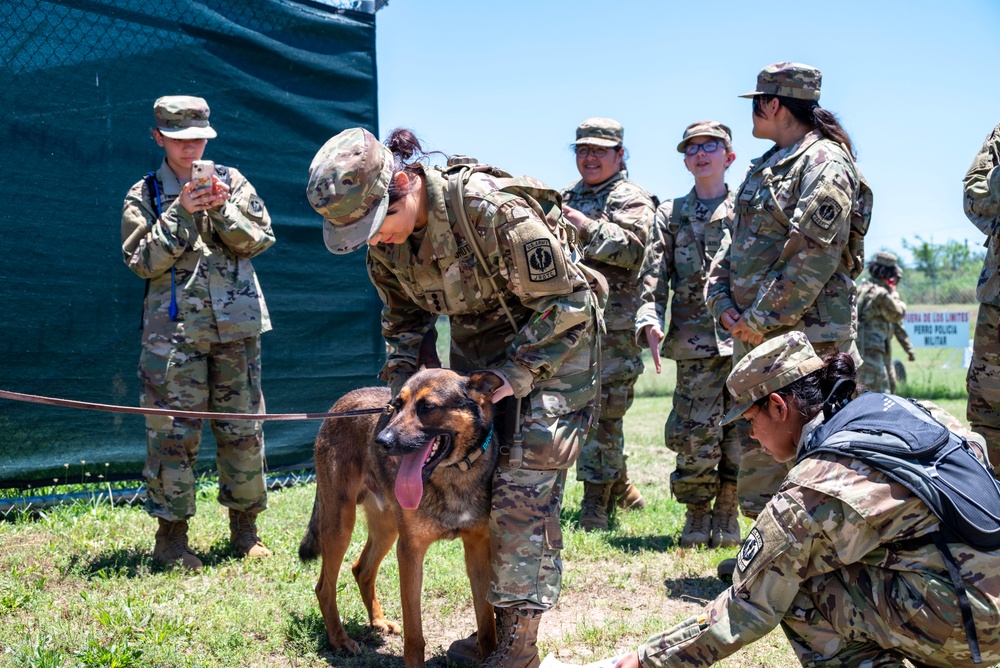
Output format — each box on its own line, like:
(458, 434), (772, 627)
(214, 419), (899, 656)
(810, 196), (842, 230)
(524, 238), (557, 282)
(247, 195), (265, 218)
(736, 527), (764, 573)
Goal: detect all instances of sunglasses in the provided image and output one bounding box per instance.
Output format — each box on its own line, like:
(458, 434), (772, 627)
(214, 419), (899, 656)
(575, 145), (619, 158)
(684, 140), (723, 156)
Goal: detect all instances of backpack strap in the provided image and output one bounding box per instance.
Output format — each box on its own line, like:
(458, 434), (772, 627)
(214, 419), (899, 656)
(447, 166), (525, 468)
(933, 531), (982, 663)
(141, 172), (179, 327)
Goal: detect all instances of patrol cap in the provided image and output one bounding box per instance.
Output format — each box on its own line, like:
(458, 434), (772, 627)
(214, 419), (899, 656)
(677, 120), (733, 153)
(739, 62), (822, 102)
(307, 127), (393, 255)
(153, 95), (217, 139)
(573, 117), (624, 148)
(721, 331), (825, 425)
(870, 251), (898, 267)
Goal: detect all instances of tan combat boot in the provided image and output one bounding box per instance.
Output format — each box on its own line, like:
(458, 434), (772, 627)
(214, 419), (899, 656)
(579, 482), (612, 531)
(447, 631), (489, 665)
(482, 607), (541, 668)
(710, 482), (741, 548)
(153, 518), (203, 571)
(679, 502), (712, 547)
(229, 509), (272, 558)
(608, 463), (646, 512)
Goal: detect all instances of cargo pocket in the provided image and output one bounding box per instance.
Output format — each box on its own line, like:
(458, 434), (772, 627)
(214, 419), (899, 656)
(601, 384), (633, 420)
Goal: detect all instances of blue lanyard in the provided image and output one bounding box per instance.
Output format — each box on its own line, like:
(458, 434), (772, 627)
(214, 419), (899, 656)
(149, 176), (178, 322)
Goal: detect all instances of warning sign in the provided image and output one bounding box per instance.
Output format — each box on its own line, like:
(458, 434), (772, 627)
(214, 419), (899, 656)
(902, 311), (971, 348)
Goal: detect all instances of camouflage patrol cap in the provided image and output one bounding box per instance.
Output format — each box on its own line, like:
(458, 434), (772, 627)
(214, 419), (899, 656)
(721, 331), (825, 425)
(307, 127), (393, 255)
(739, 62), (822, 102)
(870, 251), (898, 267)
(153, 95), (217, 139)
(677, 120), (733, 153)
(573, 117), (624, 148)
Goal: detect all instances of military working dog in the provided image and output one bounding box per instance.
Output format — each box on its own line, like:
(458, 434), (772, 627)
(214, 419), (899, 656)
(299, 364), (503, 667)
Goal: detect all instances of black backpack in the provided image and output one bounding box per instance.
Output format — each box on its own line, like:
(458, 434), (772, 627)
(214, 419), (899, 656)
(799, 391), (1000, 663)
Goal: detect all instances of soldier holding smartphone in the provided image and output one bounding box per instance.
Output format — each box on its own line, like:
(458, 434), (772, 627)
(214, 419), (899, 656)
(120, 95), (275, 571)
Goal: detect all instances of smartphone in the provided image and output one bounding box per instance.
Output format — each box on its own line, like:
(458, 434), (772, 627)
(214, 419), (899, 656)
(191, 160), (215, 193)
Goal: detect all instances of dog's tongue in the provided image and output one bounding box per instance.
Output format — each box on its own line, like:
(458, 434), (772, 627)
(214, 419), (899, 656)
(395, 437), (435, 510)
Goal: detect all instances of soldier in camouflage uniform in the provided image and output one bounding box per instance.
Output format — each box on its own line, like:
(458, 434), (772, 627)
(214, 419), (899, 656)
(121, 96), (275, 571)
(635, 121), (741, 549)
(856, 251), (913, 393)
(582, 331), (1000, 668)
(888, 316), (916, 393)
(307, 127), (599, 668)
(562, 118), (656, 530)
(964, 122), (1000, 478)
(705, 63), (871, 525)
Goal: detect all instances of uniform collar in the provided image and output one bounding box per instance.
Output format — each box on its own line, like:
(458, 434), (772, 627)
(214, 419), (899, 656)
(751, 130), (824, 175)
(680, 185), (732, 222)
(797, 411), (826, 454)
(155, 158), (186, 197)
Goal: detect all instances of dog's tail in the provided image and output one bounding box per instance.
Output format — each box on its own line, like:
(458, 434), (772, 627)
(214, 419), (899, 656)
(298, 490), (321, 562)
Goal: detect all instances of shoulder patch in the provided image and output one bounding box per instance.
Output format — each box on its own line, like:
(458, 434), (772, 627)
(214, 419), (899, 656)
(810, 196), (843, 230)
(736, 526), (764, 572)
(524, 238), (557, 282)
(247, 195), (264, 218)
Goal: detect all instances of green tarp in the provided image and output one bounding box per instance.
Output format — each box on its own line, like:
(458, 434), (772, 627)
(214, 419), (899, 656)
(0, 0), (384, 488)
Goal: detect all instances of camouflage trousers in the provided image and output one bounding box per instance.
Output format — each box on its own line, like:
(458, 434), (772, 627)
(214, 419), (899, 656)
(489, 400), (595, 610)
(967, 303), (1000, 478)
(858, 347), (891, 393)
(139, 336), (267, 521)
(734, 338), (856, 517)
(664, 356), (742, 505)
(576, 329), (643, 484)
(780, 563), (1000, 667)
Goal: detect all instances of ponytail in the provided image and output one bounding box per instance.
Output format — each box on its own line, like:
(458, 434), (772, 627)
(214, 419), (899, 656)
(757, 352), (860, 422)
(384, 127), (433, 204)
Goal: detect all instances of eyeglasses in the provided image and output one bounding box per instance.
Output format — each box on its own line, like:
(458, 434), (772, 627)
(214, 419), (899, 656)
(575, 145), (619, 158)
(684, 140), (723, 156)
(743, 404), (762, 425)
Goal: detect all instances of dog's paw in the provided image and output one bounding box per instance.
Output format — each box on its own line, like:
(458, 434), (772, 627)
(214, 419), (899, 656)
(329, 633), (361, 654)
(372, 618), (402, 635)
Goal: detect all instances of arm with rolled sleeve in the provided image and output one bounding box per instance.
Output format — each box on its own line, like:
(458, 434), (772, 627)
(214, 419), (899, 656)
(635, 201), (674, 346)
(578, 182), (655, 270)
(738, 159), (854, 337)
(208, 168), (275, 258)
(638, 485), (884, 667)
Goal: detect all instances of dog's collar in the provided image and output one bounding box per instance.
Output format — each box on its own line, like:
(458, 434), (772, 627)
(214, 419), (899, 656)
(454, 423), (494, 472)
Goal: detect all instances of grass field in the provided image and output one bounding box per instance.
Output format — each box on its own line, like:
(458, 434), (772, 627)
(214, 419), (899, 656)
(0, 337), (984, 668)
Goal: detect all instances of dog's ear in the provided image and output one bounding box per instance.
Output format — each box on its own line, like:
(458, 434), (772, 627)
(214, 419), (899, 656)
(466, 371), (504, 401)
(417, 326), (442, 369)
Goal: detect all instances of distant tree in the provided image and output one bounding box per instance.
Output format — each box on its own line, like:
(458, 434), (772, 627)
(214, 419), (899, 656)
(893, 237), (984, 304)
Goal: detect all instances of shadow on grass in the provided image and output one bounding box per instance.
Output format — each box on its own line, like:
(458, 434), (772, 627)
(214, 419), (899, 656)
(606, 534), (679, 553)
(662, 576), (728, 603)
(70, 537), (276, 579)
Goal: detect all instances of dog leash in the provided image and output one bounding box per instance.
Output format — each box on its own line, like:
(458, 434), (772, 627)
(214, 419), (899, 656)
(0, 389), (386, 421)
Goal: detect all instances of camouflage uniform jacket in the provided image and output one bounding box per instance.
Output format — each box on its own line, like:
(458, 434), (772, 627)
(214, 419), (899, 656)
(639, 410), (1000, 667)
(856, 277), (906, 359)
(121, 159), (274, 349)
(705, 132), (865, 345)
(635, 188), (734, 361)
(562, 172), (656, 331)
(963, 122), (1000, 307)
(367, 166), (597, 403)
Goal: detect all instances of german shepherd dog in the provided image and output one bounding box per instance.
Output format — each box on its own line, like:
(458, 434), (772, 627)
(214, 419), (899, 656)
(299, 347), (503, 667)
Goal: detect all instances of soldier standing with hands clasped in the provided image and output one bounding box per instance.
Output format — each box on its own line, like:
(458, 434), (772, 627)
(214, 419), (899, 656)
(121, 95), (275, 571)
(704, 64), (872, 578)
(635, 121), (741, 548)
(562, 118), (657, 530)
(964, 122), (1000, 478)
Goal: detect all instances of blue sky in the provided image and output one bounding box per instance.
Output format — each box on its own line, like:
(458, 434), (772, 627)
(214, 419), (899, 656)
(374, 0), (1000, 264)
